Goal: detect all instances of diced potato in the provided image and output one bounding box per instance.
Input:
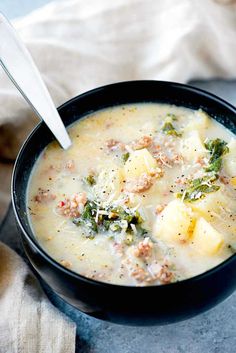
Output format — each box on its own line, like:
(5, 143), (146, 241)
(181, 131), (207, 162)
(231, 177), (236, 186)
(153, 200), (193, 243)
(94, 166), (124, 201)
(192, 217), (224, 255)
(223, 139), (236, 177)
(124, 148), (157, 179)
(190, 189), (235, 221)
(184, 110), (210, 137)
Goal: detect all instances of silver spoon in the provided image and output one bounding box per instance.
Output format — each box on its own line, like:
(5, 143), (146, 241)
(0, 13), (71, 150)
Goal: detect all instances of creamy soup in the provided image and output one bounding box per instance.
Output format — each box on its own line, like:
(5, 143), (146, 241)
(27, 103), (236, 286)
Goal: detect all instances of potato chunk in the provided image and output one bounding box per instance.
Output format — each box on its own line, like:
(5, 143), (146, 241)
(190, 189), (235, 221)
(192, 217), (224, 255)
(124, 148), (157, 179)
(223, 139), (236, 177)
(181, 131), (207, 162)
(231, 177), (236, 186)
(94, 166), (124, 201)
(184, 110), (210, 137)
(153, 200), (193, 243)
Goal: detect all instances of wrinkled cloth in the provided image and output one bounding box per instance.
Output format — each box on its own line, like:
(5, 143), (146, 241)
(1, 0), (236, 161)
(0, 242), (75, 353)
(1, 0), (236, 352)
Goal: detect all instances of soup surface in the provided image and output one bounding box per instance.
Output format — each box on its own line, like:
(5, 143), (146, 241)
(27, 103), (236, 286)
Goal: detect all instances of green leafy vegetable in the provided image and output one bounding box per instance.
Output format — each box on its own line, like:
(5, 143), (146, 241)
(204, 138), (229, 175)
(205, 158), (222, 173)
(122, 152), (130, 163)
(103, 219), (112, 231)
(109, 206), (143, 225)
(177, 139), (229, 202)
(73, 200), (147, 241)
(73, 200), (98, 234)
(204, 138), (229, 163)
(161, 114), (181, 137)
(162, 122), (181, 136)
(177, 176), (220, 202)
(110, 223), (122, 232)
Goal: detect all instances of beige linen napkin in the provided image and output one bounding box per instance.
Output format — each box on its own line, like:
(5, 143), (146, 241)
(1, 0), (236, 351)
(0, 243), (75, 353)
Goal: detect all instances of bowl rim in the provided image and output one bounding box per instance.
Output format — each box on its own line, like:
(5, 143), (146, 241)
(11, 79), (236, 290)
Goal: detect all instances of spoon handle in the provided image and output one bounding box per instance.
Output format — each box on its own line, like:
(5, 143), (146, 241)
(0, 13), (71, 150)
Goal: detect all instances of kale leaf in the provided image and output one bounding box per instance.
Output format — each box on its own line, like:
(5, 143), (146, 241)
(177, 176), (220, 202)
(73, 200), (147, 242)
(161, 114), (181, 137)
(162, 122), (182, 137)
(176, 138), (229, 202)
(73, 200), (98, 233)
(204, 138), (229, 175)
(204, 138), (229, 163)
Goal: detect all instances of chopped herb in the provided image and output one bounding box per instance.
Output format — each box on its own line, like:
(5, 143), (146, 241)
(85, 174), (96, 186)
(122, 152), (130, 163)
(166, 113), (178, 121)
(110, 222), (122, 232)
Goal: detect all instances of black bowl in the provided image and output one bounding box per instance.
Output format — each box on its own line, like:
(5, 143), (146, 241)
(12, 80), (236, 326)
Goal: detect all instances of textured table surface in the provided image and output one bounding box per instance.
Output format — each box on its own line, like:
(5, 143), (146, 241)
(0, 80), (236, 353)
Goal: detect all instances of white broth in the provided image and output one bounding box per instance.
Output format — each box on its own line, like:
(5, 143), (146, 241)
(27, 103), (236, 286)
